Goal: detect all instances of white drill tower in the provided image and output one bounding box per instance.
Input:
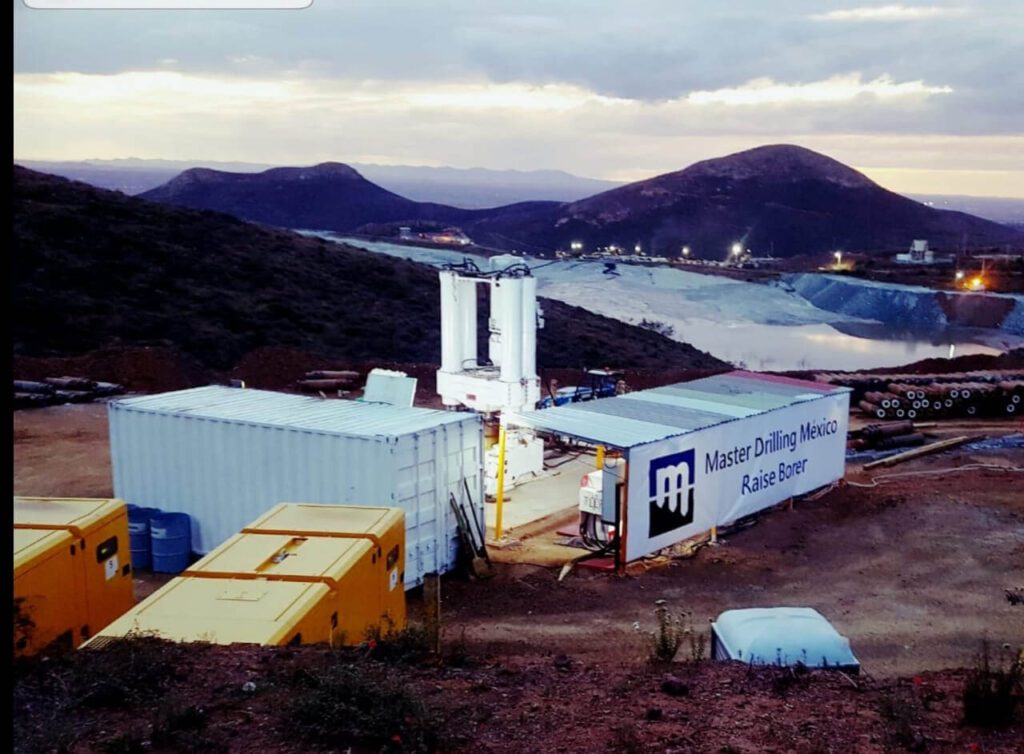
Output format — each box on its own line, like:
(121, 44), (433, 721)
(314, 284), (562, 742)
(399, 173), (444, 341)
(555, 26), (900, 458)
(436, 255), (542, 414)
(436, 255), (545, 498)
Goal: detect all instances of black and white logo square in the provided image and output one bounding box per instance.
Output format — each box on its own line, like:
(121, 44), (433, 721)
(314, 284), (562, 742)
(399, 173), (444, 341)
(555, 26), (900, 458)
(648, 449), (696, 537)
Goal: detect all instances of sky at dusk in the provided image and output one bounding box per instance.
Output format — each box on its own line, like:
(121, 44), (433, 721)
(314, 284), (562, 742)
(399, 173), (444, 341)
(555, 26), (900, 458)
(13, 1), (1024, 197)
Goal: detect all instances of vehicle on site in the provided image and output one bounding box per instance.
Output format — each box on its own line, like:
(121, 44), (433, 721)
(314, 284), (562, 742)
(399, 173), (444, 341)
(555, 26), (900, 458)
(538, 369), (625, 409)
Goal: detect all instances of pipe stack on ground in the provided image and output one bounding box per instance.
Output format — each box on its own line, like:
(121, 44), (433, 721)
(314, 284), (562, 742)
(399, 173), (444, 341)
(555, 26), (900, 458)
(817, 369), (1024, 421)
(815, 369), (1024, 403)
(295, 370), (361, 394)
(848, 420), (926, 451)
(857, 379), (1022, 420)
(13, 376), (124, 410)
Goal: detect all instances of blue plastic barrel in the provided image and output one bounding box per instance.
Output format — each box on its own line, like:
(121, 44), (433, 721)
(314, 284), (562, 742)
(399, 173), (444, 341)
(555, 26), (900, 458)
(127, 505), (160, 571)
(150, 512), (192, 574)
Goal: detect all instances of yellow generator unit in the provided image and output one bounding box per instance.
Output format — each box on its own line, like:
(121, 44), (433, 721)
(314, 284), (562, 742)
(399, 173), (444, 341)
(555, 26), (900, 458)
(246, 503), (406, 631)
(84, 572), (342, 647)
(13, 497), (135, 655)
(85, 504), (405, 648)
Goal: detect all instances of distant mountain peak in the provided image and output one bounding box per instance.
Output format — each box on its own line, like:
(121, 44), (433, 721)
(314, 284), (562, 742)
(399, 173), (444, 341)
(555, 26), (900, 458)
(162, 162), (366, 191)
(267, 162), (364, 180)
(486, 144), (1021, 256)
(678, 144), (876, 189)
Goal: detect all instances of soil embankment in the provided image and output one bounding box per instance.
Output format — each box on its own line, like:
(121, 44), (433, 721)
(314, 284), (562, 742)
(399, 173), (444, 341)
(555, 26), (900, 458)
(789, 274), (1024, 335)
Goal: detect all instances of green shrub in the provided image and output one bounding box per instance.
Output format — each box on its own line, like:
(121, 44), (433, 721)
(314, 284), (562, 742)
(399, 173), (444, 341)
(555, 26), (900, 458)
(646, 600), (685, 663)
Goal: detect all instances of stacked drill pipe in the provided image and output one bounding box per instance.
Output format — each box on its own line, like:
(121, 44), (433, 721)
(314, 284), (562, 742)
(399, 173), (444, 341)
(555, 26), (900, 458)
(848, 420), (926, 452)
(295, 369), (361, 394)
(13, 376), (124, 410)
(856, 378), (1024, 420)
(815, 369), (1024, 403)
(999, 380), (1024, 415)
(859, 390), (912, 420)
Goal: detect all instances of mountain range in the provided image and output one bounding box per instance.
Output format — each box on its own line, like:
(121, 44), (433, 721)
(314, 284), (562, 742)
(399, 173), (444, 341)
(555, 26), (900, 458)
(18, 153), (1024, 230)
(130, 145), (1022, 257)
(13, 166), (722, 372)
(16, 158), (619, 209)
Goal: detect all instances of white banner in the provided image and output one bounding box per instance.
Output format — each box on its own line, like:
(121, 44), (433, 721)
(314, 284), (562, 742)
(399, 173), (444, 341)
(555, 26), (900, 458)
(625, 391), (850, 561)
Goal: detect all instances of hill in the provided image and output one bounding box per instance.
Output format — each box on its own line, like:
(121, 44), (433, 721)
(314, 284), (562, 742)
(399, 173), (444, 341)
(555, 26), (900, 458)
(18, 158), (620, 207)
(12, 166), (724, 372)
(134, 146), (1022, 258)
(139, 162), (482, 232)
(471, 144), (1024, 257)
(139, 162), (563, 233)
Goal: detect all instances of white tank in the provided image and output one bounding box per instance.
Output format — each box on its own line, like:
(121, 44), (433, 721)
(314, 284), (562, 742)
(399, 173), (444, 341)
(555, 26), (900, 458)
(439, 271), (461, 376)
(499, 278), (524, 382)
(520, 275), (538, 379)
(488, 279), (505, 367)
(457, 277), (478, 368)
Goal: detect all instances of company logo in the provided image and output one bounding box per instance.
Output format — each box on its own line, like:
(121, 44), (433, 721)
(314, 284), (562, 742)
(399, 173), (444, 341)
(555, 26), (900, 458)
(648, 449), (696, 537)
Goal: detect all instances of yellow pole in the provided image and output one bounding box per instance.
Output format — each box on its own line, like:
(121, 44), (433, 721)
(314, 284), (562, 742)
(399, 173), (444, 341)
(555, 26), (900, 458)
(595, 444), (605, 470)
(494, 426), (508, 540)
(615, 458), (629, 574)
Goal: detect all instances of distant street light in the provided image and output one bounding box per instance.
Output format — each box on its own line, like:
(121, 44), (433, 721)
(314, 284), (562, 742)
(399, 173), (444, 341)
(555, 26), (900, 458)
(731, 242), (742, 256)
(955, 270), (965, 281)
(634, 244), (642, 254)
(682, 245), (690, 257)
(834, 251), (842, 265)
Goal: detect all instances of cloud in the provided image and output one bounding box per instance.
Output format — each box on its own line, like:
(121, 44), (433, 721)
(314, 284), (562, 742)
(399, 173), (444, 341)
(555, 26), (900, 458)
(15, 68), (1022, 198)
(686, 74), (952, 106)
(12, 1), (1023, 196)
(811, 5), (968, 22)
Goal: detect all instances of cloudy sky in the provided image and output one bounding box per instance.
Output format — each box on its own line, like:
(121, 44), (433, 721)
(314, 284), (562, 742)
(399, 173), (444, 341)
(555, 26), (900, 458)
(13, 0), (1024, 197)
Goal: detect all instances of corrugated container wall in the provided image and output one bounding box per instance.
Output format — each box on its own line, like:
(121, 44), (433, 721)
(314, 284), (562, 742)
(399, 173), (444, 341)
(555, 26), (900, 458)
(108, 387), (483, 589)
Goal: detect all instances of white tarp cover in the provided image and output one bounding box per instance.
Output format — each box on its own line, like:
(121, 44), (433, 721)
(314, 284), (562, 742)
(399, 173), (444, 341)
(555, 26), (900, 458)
(711, 607), (860, 670)
(626, 388), (849, 561)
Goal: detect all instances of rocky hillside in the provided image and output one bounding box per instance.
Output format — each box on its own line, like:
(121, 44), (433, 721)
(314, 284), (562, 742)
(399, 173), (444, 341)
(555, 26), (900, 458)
(13, 166), (724, 371)
(140, 162), (560, 234)
(472, 144), (1024, 257)
(137, 146), (1022, 258)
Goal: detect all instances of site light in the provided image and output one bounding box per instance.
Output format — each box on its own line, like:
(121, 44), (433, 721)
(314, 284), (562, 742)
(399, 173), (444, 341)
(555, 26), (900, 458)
(634, 244), (642, 254)
(834, 251), (842, 263)
(955, 270), (965, 281)
(570, 240), (583, 252)
(682, 245), (690, 257)
(731, 242), (742, 256)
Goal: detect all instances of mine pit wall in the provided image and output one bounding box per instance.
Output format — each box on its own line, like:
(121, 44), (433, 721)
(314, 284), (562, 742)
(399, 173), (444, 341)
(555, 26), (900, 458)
(788, 274), (1024, 336)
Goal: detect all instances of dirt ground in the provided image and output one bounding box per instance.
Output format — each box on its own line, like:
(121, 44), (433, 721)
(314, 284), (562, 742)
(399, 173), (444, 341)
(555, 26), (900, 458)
(13, 638), (1024, 754)
(13, 404), (1024, 681)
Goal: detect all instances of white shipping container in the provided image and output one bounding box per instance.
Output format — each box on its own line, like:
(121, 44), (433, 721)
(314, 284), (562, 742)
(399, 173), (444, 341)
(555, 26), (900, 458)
(108, 386), (483, 589)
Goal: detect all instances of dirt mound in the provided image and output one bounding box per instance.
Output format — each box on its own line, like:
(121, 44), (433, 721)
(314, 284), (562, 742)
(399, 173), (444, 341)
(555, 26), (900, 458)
(863, 347), (1024, 375)
(13, 640), (1022, 754)
(13, 347), (214, 393)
